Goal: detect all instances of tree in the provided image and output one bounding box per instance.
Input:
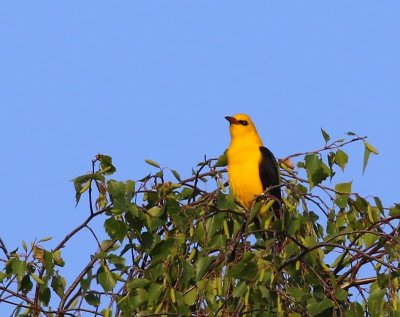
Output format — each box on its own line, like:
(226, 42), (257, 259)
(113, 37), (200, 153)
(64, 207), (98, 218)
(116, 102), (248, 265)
(0, 130), (398, 317)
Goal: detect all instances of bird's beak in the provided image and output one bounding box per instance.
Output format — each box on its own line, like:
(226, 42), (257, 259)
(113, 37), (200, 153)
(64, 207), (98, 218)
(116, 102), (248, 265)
(225, 116), (239, 125)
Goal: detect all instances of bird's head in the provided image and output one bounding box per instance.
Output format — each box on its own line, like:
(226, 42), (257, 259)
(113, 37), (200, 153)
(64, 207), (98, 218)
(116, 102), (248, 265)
(225, 113), (263, 145)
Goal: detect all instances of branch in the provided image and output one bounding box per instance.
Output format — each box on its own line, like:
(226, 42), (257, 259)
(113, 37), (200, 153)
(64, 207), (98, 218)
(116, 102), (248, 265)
(0, 237), (9, 258)
(58, 240), (116, 314)
(278, 242), (400, 274)
(282, 136), (366, 161)
(54, 206), (110, 251)
(341, 277), (377, 290)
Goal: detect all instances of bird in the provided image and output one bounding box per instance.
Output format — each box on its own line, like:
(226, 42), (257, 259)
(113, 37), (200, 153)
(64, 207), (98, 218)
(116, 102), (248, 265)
(225, 113), (281, 215)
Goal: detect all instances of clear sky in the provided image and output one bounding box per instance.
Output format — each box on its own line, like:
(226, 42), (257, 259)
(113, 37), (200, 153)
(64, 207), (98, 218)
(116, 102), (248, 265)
(1, 1), (399, 314)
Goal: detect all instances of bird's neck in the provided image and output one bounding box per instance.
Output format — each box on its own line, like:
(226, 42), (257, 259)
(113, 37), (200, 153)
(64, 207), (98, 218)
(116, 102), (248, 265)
(229, 132), (263, 149)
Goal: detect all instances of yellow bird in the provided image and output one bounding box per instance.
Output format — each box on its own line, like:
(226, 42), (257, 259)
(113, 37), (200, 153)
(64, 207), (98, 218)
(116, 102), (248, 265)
(225, 113), (281, 213)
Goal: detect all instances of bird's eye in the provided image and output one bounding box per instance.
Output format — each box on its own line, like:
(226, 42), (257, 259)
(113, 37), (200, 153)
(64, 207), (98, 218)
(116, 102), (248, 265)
(239, 120), (248, 126)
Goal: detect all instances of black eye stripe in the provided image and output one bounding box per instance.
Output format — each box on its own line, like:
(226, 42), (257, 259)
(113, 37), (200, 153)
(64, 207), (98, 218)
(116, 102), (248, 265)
(238, 120), (248, 126)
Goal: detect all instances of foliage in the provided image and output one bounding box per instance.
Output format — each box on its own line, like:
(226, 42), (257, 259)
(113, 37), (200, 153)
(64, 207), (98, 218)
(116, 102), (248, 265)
(0, 131), (399, 317)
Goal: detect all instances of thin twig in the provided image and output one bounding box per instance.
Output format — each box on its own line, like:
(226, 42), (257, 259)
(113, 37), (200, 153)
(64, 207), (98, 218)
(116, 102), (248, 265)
(0, 237), (9, 258)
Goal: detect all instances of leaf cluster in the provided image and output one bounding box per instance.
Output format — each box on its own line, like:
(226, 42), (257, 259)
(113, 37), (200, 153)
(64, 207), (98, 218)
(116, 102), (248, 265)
(0, 131), (398, 317)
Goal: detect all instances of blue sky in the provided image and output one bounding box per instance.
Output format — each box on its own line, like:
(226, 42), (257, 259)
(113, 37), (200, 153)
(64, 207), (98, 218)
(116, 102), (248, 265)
(1, 1), (399, 313)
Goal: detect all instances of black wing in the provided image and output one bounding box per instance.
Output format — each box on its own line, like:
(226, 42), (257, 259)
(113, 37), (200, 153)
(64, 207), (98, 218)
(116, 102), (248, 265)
(259, 146), (281, 210)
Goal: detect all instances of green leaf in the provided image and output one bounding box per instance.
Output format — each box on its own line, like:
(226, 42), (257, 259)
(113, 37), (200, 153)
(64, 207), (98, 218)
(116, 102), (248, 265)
(365, 141), (379, 154)
(307, 298), (333, 316)
(150, 238), (175, 261)
(31, 273), (44, 285)
(148, 283), (163, 305)
(126, 278), (150, 289)
(227, 253), (257, 281)
(145, 159), (160, 168)
(182, 261), (195, 286)
(104, 217), (128, 241)
(52, 250), (65, 267)
(128, 288), (148, 308)
(140, 232), (155, 251)
(22, 241), (28, 252)
(389, 204), (400, 217)
(102, 308), (112, 317)
(195, 256), (216, 280)
(0, 272), (7, 283)
(335, 288), (348, 301)
(305, 154), (330, 188)
(258, 285), (269, 299)
(335, 182), (352, 194)
(335, 195), (348, 209)
(72, 173), (105, 205)
(19, 275), (33, 294)
(334, 149), (348, 171)
(12, 259), (27, 282)
(288, 287), (308, 300)
(347, 302), (364, 317)
(39, 286), (51, 306)
(171, 169), (181, 182)
(232, 281), (247, 298)
(363, 141), (378, 174)
(368, 288), (385, 317)
(209, 234), (227, 248)
(215, 151), (228, 167)
(183, 288), (197, 306)
(80, 271), (92, 291)
(96, 154), (116, 175)
(147, 206), (163, 217)
(216, 192), (236, 210)
(374, 197), (384, 213)
(85, 292), (100, 307)
(43, 250), (55, 275)
(97, 265), (117, 292)
(108, 254), (125, 267)
(320, 128), (330, 143)
(51, 274), (66, 298)
(180, 187), (194, 200)
(107, 180), (127, 211)
(363, 232), (378, 248)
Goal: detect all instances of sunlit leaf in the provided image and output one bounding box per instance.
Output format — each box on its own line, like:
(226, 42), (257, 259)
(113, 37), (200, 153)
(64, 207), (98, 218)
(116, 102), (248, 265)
(145, 159), (160, 168)
(128, 288), (148, 308)
(148, 283), (163, 305)
(126, 278), (150, 289)
(232, 281), (247, 298)
(321, 128), (330, 143)
(335, 182), (352, 194)
(96, 154), (116, 175)
(12, 259), (27, 282)
(104, 217), (128, 241)
(368, 288), (385, 317)
(31, 273), (44, 285)
(305, 154), (330, 188)
(183, 288), (197, 306)
(334, 149), (348, 171)
(363, 141), (378, 174)
(171, 169), (181, 182)
(97, 265), (117, 292)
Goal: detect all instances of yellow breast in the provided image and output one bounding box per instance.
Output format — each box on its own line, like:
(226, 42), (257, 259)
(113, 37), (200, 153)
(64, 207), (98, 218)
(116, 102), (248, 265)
(227, 144), (263, 210)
